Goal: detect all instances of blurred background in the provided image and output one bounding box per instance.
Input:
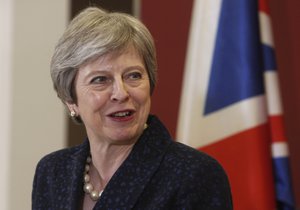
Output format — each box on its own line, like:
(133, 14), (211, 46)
(1, 0), (299, 209)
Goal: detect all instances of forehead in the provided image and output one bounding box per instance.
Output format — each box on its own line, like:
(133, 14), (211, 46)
(82, 44), (143, 68)
(78, 47), (145, 76)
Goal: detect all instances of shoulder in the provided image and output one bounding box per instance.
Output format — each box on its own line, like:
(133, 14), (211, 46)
(164, 141), (233, 209)
(161, 140), (230, 192)
(166, 141), (224, 174)
(37, 145), (77, 166)
(34, 141), (88, 176)
(32, 142), (88, 195)
(32, 142), (89, 209)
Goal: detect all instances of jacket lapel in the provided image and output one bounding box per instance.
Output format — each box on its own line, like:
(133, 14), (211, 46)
(95, 115), (172, 209)
(62, 141), (90, 210)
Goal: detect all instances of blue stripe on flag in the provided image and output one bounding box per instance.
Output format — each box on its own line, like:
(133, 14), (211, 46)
(262, 44), (277, 71)
(204, 0), (264, 115)
(273, 157), (295, 210)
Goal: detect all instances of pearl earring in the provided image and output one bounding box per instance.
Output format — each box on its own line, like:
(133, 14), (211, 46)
(70, 110), (76, 117)
(144, 123), (148, 130)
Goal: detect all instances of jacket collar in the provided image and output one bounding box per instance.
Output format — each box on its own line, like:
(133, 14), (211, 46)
(68, 115), (172, 209)
(95, 115), (172, 209)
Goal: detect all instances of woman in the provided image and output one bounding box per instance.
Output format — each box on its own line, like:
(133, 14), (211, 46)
(32, 7), (233, 210)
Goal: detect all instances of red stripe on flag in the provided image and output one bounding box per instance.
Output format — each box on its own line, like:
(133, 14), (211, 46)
(200, 124), (276, 210)
(269, 115), (287, 143)
(259, 0), (270, 14)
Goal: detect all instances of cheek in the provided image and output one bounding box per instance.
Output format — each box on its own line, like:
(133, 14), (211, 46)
(136, 81), (151, 104)
(138, 91), (151, 111)
(77, 91), (108, 112)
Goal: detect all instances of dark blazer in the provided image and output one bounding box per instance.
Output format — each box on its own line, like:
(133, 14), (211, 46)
(32, 115), (232, 210)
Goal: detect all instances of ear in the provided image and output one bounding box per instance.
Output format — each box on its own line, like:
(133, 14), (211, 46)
(65, 102), (79, 115)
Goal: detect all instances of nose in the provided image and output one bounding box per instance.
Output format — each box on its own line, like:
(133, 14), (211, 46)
(110, 78), (129, 102)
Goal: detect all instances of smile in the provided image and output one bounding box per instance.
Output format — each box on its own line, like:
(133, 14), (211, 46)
(108, 110), (135, 119)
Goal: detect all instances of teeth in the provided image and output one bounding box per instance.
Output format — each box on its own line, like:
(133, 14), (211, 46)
(113, 111), (130, 117)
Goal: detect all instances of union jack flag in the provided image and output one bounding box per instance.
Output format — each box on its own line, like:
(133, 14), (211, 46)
(177, 0), (295, 209)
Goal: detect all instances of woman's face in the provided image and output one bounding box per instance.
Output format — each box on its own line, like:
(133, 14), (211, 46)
(68, 46), (151, 144)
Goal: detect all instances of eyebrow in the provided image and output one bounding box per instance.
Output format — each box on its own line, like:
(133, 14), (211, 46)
(81, 65), (146, 80)
(90, 65), (146, 73)
(124, 65), (146, 72)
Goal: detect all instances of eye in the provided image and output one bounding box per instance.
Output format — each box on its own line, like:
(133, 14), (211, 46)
(126, 71), (142, 80)
(90, 76), (108, 84)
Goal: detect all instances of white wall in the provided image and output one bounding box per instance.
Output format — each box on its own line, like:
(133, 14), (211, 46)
(0, 0), (14, 209)
(0, 0), (69, 209)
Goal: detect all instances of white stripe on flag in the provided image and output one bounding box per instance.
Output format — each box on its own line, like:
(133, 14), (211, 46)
(178, 95), (268, 148)
(272, 142), (289, 158)
(177, 0), (222, 146)
(264, 71), (283, 115)
(259, 12), (274, 47)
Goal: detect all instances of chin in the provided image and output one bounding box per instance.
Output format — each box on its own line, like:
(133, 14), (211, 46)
(109, 127), (143, 144)
(109, 135), (138, 145)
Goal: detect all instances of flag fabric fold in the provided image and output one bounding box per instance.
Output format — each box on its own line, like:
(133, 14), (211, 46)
(259, 1), (295, 209)
(177, 0), (295, 209)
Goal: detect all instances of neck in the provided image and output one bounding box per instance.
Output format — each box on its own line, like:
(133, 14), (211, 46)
(89, 139), (135, 182)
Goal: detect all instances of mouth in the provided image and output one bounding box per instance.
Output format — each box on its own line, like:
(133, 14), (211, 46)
(108, 110), (135, 119)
